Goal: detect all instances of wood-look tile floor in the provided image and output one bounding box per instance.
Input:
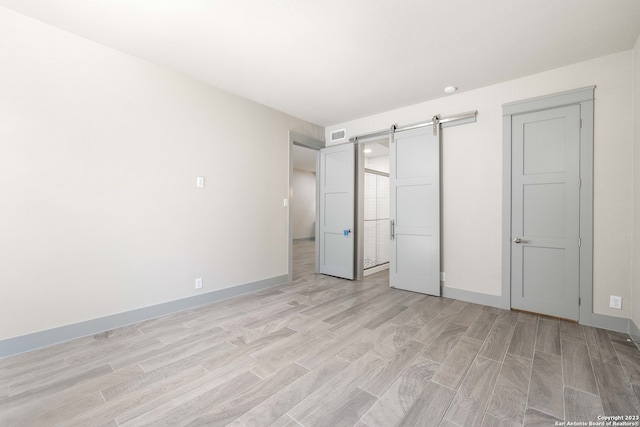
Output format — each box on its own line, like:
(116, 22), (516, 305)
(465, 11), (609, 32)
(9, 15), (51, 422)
(2, 239), (640, 426)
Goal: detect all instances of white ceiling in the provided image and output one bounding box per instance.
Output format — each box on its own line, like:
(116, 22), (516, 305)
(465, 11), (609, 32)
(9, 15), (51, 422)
(1, 1), (639, 126)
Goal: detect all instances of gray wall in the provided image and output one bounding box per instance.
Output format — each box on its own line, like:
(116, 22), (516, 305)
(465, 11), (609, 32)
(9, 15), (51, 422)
(0, 7), (323, 341)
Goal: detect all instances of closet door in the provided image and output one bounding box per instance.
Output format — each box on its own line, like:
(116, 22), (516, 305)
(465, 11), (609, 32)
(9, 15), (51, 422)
(390, 127), (440, 295)
(510, 105), (580, 320)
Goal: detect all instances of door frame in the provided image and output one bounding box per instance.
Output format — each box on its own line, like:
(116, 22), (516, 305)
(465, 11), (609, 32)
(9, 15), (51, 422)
(501, 86), (595, 324)
(288, 131), (325, 283)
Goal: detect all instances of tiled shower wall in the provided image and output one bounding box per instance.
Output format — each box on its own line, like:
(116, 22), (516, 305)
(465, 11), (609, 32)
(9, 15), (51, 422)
(364, 156), (390, 270)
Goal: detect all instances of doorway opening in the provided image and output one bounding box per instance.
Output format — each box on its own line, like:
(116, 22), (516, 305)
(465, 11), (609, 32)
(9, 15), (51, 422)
(360, 139), (390, 277)
(291, 144), (318, 280)
(288, 131), (324, 283)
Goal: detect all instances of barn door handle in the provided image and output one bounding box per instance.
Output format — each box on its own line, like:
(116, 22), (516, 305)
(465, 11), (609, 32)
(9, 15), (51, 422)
(390, 220), (395, 240)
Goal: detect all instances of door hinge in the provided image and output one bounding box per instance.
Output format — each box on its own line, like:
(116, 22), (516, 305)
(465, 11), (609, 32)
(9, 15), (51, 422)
(579, 178), (582, 189)
(578, 237), (581, 247)
(580, 119), (583, 128)
(579, 297), (581, 306)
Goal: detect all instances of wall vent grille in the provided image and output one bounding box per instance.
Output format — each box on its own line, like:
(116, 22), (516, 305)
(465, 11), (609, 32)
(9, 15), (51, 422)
(330, 129), (346, 142)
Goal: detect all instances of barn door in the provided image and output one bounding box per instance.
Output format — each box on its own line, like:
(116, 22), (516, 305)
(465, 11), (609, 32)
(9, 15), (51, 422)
(389, 127), (440, 295)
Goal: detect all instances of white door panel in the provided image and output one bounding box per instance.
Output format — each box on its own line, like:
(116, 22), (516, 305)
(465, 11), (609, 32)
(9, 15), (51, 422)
(390, 127), (440, 295)
(511, 105), (580, 320)
(319, 144), (355, 280)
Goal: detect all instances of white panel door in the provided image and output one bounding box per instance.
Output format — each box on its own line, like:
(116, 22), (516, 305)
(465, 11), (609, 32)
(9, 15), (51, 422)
(390, 127), (440, 295)
(319, 143), (355, 280)
(511, 105), (580, 320)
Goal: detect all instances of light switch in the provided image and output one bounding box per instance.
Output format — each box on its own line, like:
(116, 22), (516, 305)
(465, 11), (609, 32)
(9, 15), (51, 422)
(196, 176), (205, 188)
(283, 198), (289, 207)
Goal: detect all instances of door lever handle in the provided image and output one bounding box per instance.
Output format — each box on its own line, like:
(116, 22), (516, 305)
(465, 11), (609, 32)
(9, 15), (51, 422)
(513, 237), (528, 244)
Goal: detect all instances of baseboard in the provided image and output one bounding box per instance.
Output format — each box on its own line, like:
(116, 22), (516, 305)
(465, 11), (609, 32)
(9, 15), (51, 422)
(440, 285), (502, 309)
(441, 290), (632, 335)
(363, 263), (389, 277)
(293, 237), (315, 242)
(442, 286), (635, 336)
(586, 312), (630, 333)
(0, 274), (288, 359)
(438, 286), (632, 335)
(629, 319), (640, 350)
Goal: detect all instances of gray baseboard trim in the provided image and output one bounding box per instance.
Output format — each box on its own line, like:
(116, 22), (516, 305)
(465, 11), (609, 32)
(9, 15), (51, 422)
(440, 285), (502, 309)
(628, 319), (640, 350)
(586, 312), (630, 333)
(442, 285), (634, 336)
(293, 237), (315, 242)
(0, 274), (288, 359)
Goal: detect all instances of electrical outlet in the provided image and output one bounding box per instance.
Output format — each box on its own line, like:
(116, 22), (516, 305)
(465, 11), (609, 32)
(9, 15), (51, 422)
(195, 277), (203, 289)
(196, 176), (205, 188)
(440, 272), (445, 282)
(609, 295), (622, 309)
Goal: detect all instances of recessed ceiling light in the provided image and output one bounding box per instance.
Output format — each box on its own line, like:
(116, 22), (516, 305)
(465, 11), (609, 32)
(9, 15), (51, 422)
(444, 86), (457, 94)
(363, 148), (372, 154)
